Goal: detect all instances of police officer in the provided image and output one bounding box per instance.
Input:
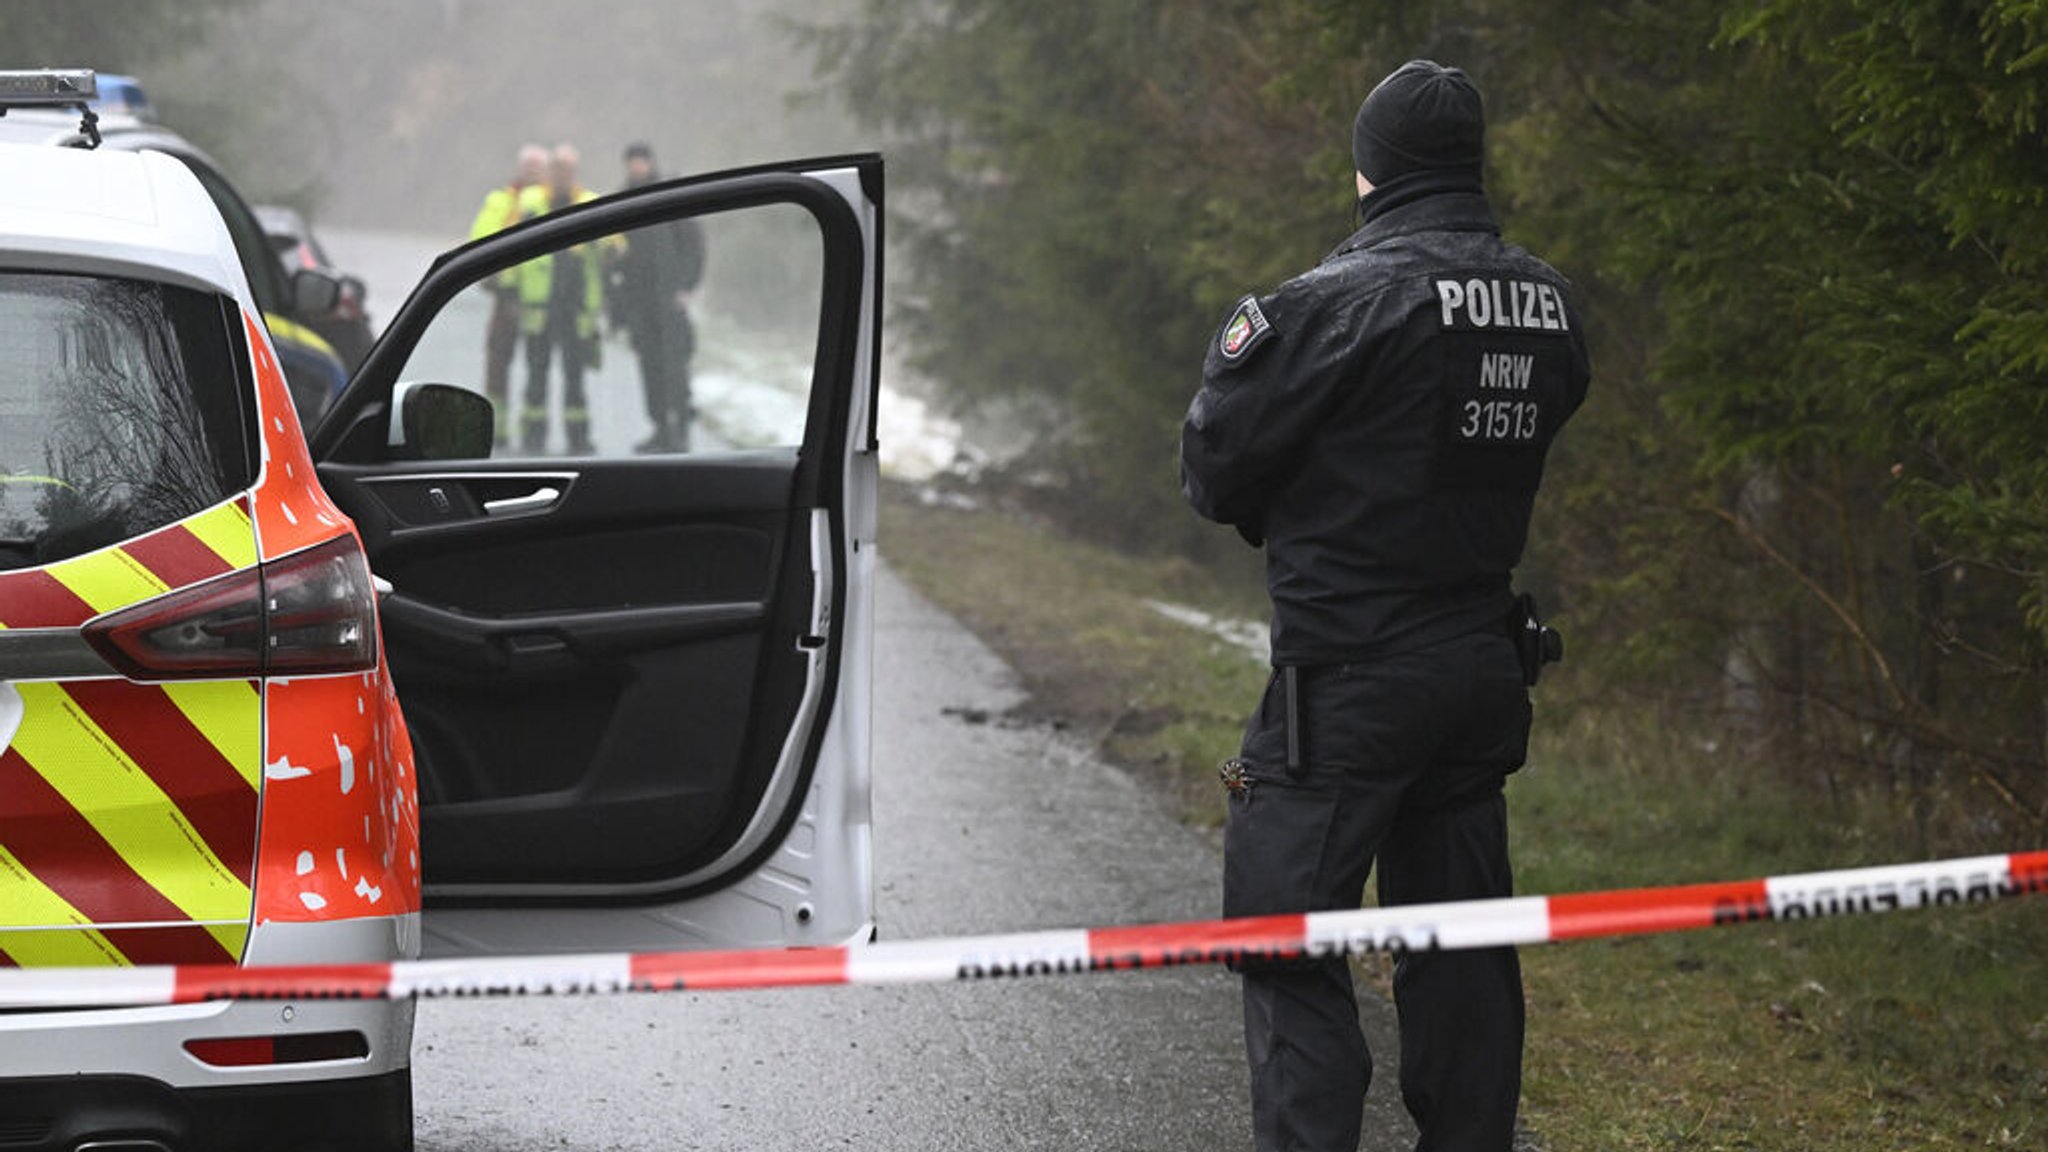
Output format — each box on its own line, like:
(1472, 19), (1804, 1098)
(1180, 61), (1590, 1152)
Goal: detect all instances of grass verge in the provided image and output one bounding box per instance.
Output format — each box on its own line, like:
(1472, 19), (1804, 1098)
(880, 483), (2048, 1150)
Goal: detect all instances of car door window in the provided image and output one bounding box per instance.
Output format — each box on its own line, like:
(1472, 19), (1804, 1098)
(392, 202), (823, 458)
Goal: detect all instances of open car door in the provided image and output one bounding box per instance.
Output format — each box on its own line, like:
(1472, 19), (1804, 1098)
(308, 156), (881, 957)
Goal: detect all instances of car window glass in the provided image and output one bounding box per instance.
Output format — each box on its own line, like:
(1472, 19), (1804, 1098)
(392, 201), (823, 458)
(0, 273), (252, 570)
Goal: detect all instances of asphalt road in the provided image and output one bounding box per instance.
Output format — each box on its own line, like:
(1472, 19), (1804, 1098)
(407, 563), (1417, 1151)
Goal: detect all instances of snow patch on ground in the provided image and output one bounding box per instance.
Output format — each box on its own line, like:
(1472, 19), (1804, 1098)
(1142, 599), (1269, 663)
(876, 383), (968, 482)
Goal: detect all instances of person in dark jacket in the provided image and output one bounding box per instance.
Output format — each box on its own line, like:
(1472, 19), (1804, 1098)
(1181, 60), (1591, 1152)
(612, 141), (707, 453)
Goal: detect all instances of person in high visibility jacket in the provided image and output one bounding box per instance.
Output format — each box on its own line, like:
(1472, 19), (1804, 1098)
(515, 143), (603, 454)
(468, 143), (548, 444)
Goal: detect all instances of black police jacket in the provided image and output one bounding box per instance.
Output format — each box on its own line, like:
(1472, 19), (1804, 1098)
(1181, 189), (1591, 666)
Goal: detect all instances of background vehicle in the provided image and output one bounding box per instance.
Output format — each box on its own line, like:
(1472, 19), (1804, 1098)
(0, 68), (882, 1152)
(83, 71), (155, 120)
(255, 203), (376, 368)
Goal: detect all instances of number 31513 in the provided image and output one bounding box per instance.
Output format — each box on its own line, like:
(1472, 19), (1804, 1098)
(1460, 399), (1539, 442)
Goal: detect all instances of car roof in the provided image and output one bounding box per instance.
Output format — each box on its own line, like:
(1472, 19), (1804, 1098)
(253, 203), (306, 236)
(0, 139), (252, 304)
(0, 106), (146, 147)
(0, 108), (223, 169)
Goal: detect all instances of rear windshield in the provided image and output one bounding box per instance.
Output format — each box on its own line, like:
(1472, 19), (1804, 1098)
(0, 272), (253, 571)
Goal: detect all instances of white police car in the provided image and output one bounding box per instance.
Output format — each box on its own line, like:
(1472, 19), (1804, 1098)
(0, 70), (880, 1151)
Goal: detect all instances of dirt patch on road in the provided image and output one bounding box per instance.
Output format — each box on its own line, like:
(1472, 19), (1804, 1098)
(880, 482), (1268, 827)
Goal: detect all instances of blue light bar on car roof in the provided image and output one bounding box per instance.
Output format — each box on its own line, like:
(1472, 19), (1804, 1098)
(0, 70), (98, 105)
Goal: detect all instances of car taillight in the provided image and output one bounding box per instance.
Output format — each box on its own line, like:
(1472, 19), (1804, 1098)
(184, 1030), (370, 1067)
(261, 535), (377, 674)
(84, 534), (377, 680)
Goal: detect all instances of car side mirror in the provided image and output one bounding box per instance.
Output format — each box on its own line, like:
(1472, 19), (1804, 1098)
(291, 266), (344, 316)
(398, 383), (495, 461)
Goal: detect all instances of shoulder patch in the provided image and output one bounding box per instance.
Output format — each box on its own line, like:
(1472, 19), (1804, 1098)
(1217, 295), (1274, 363)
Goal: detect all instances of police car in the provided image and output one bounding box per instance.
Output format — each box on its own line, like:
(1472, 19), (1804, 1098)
(0, 71), (880, 1151)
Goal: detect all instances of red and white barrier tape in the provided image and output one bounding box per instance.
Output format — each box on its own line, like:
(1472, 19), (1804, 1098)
(2, 850), (2041, 1009)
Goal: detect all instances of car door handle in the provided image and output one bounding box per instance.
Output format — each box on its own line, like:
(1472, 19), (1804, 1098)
(481, 486), (562, 516)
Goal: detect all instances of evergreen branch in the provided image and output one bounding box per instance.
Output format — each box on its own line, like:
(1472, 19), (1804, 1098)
(1704, 501), (1911, 712)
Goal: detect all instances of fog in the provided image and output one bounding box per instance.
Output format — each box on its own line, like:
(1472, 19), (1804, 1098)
(154, 0), (866, 232)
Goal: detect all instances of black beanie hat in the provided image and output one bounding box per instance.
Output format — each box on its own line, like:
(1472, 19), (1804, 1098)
(1351, 60), (1485, 184)
(623, 141), (655, 162)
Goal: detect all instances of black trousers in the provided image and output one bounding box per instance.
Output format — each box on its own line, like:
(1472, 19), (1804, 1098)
(1226, 631), (1530, 1152)
(522, 311), (590, 453)
(630, 305), (695, 449)
(482, 290), (520, 436)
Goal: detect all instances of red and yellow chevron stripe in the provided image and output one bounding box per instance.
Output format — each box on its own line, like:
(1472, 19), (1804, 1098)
(0, 498), (257, 630)
(0, 679), (261, 968)
(0, 498), (262, 968)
